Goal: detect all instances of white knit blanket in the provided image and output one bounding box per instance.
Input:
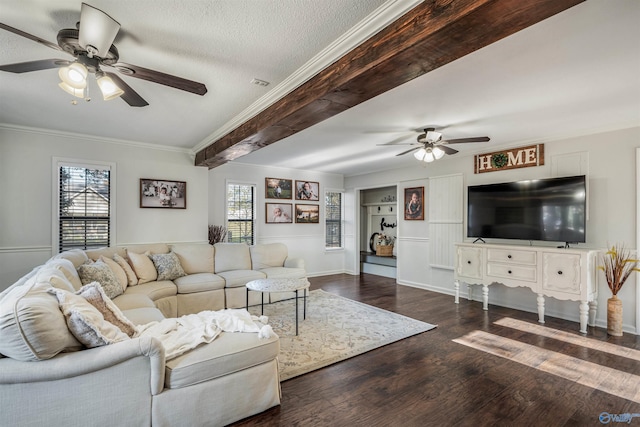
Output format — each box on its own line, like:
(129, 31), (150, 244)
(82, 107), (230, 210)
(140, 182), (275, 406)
(136, 309), (275, 360)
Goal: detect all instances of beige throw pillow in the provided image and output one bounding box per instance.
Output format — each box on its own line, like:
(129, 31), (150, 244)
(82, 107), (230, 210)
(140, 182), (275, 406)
(127, 251), (157, 284)
(113, 253), (138, 286)
(149, 252), (186, 281)
(99, 255), (128, 293)
(77, 260), (123, 300)
(76, 282), (137, 337)
(49, 288), (130, 348)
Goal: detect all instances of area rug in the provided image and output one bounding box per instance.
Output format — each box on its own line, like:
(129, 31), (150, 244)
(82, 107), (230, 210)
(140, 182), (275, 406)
(259, 289), (437, 381)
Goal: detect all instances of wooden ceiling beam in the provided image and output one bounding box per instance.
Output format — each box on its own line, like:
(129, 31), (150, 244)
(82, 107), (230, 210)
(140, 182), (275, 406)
(195, 0), (584, 169)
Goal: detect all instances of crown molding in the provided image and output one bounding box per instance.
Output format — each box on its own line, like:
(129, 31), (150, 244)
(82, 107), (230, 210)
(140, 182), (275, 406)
(0, 123), (191, 154)
(192, 0), (422, 154)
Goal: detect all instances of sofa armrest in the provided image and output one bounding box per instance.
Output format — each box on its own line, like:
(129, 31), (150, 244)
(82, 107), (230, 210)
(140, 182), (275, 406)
(284, 257), (305, 270)
(0, 335), (166, 395)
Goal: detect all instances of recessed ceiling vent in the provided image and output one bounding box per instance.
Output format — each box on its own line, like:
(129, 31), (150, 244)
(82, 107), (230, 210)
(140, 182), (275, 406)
(251, 78), (270, 87)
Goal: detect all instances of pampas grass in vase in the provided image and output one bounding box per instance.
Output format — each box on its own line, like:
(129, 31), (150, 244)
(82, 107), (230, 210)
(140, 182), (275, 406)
(208, 225), (228, 245)
(598, 243), (639, 336)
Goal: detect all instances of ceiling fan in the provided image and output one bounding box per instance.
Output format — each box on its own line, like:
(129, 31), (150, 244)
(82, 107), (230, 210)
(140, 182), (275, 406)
(0, 3), (207, 107)
(381, 127), (490, 162)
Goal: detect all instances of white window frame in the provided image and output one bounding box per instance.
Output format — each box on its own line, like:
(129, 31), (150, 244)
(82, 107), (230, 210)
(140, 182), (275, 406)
(225, 180), (257, 245)
(52, 158), (117, 254)
(324, 188), (344, 250)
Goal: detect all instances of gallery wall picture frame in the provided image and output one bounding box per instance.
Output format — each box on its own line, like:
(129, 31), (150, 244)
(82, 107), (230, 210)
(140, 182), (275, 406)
(295, 204), (320, 223)
(265, 177), (293, 199)
(295, 180), (319, 201)
(404, 186), (424, 220)
(140, 179), (186, 209)
(266, 203), (293, 224)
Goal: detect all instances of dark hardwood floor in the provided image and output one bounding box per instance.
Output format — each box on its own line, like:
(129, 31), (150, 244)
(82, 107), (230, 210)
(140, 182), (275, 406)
(232, 273), (640, 427)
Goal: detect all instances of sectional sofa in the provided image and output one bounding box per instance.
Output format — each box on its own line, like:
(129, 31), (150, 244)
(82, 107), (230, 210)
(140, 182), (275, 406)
(0, 242), (306, 427)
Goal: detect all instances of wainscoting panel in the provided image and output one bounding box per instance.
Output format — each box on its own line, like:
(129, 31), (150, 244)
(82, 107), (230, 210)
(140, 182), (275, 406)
(428, 174), (463, 270)
(0, 246), (52, 291)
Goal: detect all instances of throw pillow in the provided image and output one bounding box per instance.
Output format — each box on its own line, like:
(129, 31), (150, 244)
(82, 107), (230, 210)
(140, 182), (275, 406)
(113, 253), (138, 287)
(149, 252), (187, 281)
(48, 288), (130, 348)
(76, 282), (137, 337)
(127, 251), (157, 284)
(99, 255), (128, 293)
(77, 260), (123, 300)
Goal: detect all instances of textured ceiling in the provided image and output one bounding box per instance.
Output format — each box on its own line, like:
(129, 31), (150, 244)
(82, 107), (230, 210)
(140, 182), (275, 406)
(1, 0), (639, 177)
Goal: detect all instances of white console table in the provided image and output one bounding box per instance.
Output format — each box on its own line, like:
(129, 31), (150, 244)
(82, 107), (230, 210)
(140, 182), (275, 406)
(454, 243), (599, 333)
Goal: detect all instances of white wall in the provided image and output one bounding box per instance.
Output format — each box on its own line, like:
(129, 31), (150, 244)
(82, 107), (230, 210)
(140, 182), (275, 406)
(345, 127), (640, 334)
(208, 162), (344, 276)
(0, 126), (209, 290)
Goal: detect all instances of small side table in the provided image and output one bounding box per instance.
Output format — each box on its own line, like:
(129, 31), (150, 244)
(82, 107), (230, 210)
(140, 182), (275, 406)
(246, 278), (310, 335)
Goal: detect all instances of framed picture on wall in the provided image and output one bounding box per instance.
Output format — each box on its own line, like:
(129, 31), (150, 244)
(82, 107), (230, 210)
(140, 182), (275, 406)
(265, 177), (292, 199)
(295, 204), (319, 223)
(404, 186), (424, 220)
(140, 179), (186, 209)
(266, 203), (293, 223)
(295, 180), (319, 201)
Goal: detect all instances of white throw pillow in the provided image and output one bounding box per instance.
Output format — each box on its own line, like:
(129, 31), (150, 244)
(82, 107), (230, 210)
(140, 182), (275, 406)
(127, 251), (158, 284)
(77, 260), (123, 299)
(76, 282), (137, 338)
(113, 253), (138, 286)
(45, 258), (83, 290)
(49, 288), (130, 348)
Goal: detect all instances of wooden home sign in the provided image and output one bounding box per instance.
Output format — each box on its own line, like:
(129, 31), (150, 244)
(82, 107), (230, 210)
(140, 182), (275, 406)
(474, 144), (544, 174)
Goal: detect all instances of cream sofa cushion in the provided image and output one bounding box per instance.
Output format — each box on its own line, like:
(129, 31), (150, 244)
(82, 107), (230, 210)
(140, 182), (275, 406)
(0, 281), (81, 361)
(126, 243), (169, 255)
(45, 258), (83, 290)
(249, 243), (288, 269)
(85, 246), (127, 261)
(49, 288), (130, 348)
(214, 243), (251, 272)
(171, 243), (214, 274)
(127, 251), (158, 284)
(216, 270), (266, 288)
(34, 267), (76, 292)
(173, 273), (226, 293)
(52, 249), (89, 268)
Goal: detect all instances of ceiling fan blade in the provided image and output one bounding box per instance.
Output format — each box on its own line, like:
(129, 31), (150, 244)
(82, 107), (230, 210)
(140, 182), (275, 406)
(105, 72), (149, 107)
(438, 144), (458, 155)
(78, 3), (121, 57)
(396, 146), (420, 157)
(443, 136), (490, 144)
(0, 59), (70, 73)
(0, 22), (63, 52)
(112, 62), (207, 95)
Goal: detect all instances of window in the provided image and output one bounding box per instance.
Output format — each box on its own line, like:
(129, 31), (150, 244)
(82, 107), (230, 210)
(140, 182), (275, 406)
(56, 161), (114, 253)
(325, 191), (343, 249)
(226, 183), (255, 245)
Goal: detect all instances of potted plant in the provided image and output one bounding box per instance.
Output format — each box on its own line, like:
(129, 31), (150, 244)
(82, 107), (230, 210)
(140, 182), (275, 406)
(598, 243), (639, 336)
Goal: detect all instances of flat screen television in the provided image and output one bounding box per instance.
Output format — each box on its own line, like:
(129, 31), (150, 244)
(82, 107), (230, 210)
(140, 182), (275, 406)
(467, 175), (586, 243)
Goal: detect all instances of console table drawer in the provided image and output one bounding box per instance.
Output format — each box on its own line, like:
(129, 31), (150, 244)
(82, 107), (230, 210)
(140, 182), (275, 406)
(487, 263), (537, 282)
(487, 248), (536, 265)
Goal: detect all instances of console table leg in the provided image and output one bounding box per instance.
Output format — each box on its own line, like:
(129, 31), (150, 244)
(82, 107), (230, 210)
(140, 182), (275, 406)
(579, 300), (589, 334)
(482, 284), (489, 311)
(588, 300), (597, 327)
(468, 284), (474, 302)
(537, 294), (545, 324)
(454, 280), (460, 304)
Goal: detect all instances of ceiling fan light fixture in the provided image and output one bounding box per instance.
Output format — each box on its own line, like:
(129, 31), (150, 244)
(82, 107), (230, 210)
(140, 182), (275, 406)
(59, 62), (88, 88)
(414, 148), (427, 161)
(432, 146), (445, 159)
(58, 81), (85, 98)
(426, 130), (442, 142)
(96, 73), (124, 100)
(423, 148), (436, 163)
(78, 2), (121, 58)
